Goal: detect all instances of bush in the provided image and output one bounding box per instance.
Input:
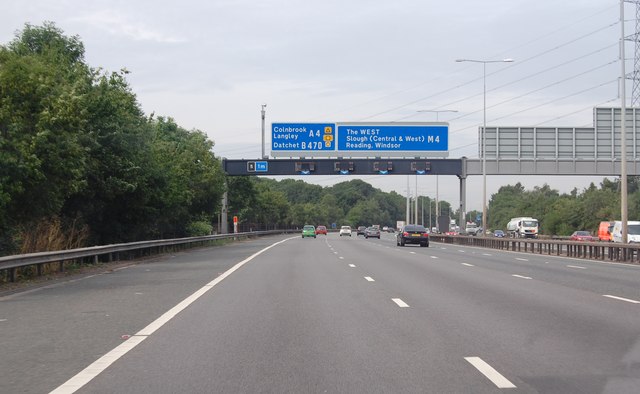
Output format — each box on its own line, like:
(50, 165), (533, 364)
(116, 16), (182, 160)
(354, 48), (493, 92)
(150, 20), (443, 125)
(186, 221), (213, 237)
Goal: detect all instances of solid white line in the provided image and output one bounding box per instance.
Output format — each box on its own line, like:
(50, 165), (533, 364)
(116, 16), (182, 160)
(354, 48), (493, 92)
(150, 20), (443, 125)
(567, 265), (586, 270)
(603, 295), (640, 304)
(515, 258), (529, 261)
(465, 357), (516, 388)
(349, 264), (356, 268)
(50, 237), (294, 394)
(461, 263), (475, 267)
(364, 276), (375, 282)
(392, 298), (410, 308)
(512, 274), (532, 280)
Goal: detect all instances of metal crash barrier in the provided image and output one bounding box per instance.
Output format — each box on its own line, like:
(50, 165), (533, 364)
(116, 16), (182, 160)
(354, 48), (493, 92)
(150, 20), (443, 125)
(429, 235), (640, 264)
(0, 230), (296, 283)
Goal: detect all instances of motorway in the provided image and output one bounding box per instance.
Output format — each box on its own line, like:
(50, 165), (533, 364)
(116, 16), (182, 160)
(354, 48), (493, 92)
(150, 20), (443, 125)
(1, 232), (640, 393)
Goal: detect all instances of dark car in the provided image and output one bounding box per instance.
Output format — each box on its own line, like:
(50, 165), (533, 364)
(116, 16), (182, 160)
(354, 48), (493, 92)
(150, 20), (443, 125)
(493, 230), (505, 238)
(356, 226), (367, 236)
(397, 224), (429, 247)
(364, 227), (381, 239)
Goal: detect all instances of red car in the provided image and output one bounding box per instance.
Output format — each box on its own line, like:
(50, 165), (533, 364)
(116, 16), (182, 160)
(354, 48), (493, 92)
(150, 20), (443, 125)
(315, 225), (328, 235)
(570, 231), (595, 241)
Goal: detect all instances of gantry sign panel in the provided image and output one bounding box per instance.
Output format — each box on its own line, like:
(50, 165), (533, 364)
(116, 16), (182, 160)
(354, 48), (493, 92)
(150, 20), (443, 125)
(271, 122), (448, 158)
(480, 107), (640, 160)
(225, 158), (462, 176)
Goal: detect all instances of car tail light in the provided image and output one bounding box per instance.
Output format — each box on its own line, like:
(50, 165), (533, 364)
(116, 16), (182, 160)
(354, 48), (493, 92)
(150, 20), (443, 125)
(422, 233), (429, 237)
(403, 232), (409, 237)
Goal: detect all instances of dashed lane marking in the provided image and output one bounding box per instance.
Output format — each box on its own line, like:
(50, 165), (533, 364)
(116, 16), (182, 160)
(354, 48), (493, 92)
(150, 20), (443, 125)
(465, 357), (516, 389)
(392, 298), (410, 308)
(512, 274), (533, 280)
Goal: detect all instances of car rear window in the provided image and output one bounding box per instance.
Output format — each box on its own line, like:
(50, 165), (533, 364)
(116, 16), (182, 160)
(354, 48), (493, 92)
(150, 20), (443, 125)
(404, 225), (425, 231)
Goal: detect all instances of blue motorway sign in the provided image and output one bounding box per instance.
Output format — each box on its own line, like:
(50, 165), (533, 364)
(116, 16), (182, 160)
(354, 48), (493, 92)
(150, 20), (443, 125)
(255, 161), (268, 172)
(272, 123), (335, 153)
(337, 124), (448, 152)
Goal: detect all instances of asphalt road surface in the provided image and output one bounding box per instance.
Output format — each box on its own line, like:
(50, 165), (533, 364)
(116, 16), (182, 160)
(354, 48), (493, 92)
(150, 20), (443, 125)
(2, 232), (640, 393)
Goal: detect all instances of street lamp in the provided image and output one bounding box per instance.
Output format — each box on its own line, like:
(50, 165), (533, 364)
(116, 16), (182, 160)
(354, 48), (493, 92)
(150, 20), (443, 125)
(416, 109), (458, 121)
(261, 104), (267, 159)
(455, 58), (513, 236)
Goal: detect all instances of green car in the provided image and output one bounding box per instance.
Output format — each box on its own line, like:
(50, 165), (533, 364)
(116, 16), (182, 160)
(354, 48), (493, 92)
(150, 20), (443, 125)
(302, 225), (316, 238)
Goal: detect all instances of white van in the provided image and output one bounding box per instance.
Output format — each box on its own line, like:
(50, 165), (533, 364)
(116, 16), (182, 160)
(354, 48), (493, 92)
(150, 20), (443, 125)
(611, 221), (640, 243)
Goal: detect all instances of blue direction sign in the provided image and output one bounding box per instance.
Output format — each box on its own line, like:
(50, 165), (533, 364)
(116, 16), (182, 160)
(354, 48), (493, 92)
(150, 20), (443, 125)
(255, 161), (268, 172)
(272, 123), (335, 154)
(337, 124), (448, 153)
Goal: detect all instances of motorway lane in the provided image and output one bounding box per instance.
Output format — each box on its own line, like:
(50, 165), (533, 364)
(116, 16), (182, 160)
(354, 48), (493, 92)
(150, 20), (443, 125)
(78, 233), (495, 393)
(58, 232), (639, 393)
(343, 235), (640, 392)
(0, 235), (291, 394)
(7, 232), (639, 393)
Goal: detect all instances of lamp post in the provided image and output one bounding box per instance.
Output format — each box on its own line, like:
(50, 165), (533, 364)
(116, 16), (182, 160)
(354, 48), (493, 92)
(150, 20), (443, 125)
(416, 109), (458, 121)
(261, 104), (267, 159)
(455, 58), (513, 236)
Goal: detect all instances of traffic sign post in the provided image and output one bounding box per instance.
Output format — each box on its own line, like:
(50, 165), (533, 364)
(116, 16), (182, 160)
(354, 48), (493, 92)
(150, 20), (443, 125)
(337, 123), (448, 156)
(271, 123), (335, 157)
(270, 122), (448, 158)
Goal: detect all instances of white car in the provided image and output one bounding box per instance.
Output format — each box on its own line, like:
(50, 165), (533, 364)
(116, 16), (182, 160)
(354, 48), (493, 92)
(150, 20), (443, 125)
(339, 226), (352, 236)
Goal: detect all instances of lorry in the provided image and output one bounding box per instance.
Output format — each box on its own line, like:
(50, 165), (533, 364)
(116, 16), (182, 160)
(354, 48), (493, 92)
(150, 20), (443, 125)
(506, 217), (539, 238)
(611, 221), (640, 243)
(437, 216), (450, 234)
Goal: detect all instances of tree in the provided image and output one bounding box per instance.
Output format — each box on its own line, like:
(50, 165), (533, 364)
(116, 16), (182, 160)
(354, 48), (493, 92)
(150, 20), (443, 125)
(0, 22), (91, 251)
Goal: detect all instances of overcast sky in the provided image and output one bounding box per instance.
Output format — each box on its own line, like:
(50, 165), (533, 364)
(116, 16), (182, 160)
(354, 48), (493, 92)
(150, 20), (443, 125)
(1, 0), (630, 212)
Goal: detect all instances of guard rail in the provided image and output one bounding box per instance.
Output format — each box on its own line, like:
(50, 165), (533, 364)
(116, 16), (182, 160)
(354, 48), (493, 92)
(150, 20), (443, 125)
(0, 230), (296, 282)
(430, 235), (640, 264)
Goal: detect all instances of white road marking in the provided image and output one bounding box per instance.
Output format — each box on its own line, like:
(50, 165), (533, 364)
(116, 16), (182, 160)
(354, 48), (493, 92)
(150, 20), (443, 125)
(458, 250), (466, 253)
(430, 255), (438, 259)
(410, 251), (416, 254)
(349, 264), (356, 268)
(465, 357), (516, 389)
(603, 295), (640, 304)
(461, 263), (475, 267)
(364, 276), (375, 282)
(482, 253), (492, 256)
(333, 251), (338, 254)
(512, 274), (532, 280)
(392, 298), (410, 308)
(567, 265), (586, 270)
(0, 319), (7, 322)
(515, 258), (529, 261)
(49, 237), (295, 394)
(339, 256), (345, 260)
